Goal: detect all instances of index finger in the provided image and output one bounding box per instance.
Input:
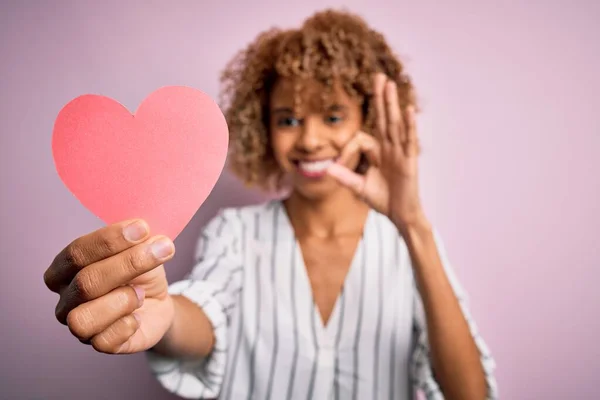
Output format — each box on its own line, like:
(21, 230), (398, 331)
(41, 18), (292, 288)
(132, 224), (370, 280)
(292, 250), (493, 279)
(337, 131), (381, 168)
(54, 235), (174, 325)
(44, 219), (150, 293)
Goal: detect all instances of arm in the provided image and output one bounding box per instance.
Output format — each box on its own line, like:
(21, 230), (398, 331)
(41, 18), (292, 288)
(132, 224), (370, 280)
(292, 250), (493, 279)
(324, 73), (497, 398)
(400, 217), (497, 400)
(145, 210), (244, 399)
(151, 294), (216, 359)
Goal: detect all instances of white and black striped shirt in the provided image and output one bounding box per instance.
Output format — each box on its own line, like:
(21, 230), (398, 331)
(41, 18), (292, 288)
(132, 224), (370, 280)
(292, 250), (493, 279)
(146, 200), (498, 399)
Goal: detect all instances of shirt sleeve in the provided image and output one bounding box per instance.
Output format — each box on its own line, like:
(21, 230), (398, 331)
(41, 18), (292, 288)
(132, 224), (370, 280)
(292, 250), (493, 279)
(145, 208), (244, 399)
(409, 229), (499, 400)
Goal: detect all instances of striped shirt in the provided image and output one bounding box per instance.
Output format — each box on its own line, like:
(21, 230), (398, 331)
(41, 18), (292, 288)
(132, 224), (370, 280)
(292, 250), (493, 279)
(145, 200), (498, 399)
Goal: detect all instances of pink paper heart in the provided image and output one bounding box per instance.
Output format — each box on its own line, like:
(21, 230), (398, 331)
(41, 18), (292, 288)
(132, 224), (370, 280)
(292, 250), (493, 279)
(52, 86), (229, 240)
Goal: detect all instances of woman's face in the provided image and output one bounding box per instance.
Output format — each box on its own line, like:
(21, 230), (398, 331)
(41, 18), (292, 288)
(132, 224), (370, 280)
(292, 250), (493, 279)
(269, 77), (364, 200)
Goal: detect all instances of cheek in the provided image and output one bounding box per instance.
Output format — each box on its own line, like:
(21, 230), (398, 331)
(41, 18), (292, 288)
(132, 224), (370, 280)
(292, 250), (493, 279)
(270, 133), (294, 165)
(331, 114), (362, 150)
(332, 129), (355, 149)
(332, 127), (362, 167)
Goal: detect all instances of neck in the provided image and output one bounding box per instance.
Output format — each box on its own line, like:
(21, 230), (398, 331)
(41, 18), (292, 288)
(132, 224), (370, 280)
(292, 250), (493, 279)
(283, 188), (370, 238)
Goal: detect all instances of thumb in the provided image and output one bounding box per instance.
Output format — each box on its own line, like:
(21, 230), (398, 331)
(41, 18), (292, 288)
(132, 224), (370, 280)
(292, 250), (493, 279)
(327, 163), (365, 195)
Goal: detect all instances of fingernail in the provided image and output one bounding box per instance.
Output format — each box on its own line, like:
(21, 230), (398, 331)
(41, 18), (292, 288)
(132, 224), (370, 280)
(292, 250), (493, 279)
(150, 237), (174, 260)
(123, 220), (148, 242)
(133, 312), (141, 324)
(133, 286), (145, 307)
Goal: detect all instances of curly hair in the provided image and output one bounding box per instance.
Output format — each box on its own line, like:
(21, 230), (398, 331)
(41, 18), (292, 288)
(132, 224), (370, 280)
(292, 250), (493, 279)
(219, 8), (417, 192)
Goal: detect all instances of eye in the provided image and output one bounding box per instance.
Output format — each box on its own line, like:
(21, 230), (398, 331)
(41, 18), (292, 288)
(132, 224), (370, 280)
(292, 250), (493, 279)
(277, 116), (301, 127)
(326, 115), (344, 124)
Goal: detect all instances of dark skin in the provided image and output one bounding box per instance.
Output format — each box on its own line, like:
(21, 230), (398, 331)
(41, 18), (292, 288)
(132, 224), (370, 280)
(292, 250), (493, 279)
(270, 75), (487, 400)
(268, 76), (368, 325)
(43, 73), (487, 399)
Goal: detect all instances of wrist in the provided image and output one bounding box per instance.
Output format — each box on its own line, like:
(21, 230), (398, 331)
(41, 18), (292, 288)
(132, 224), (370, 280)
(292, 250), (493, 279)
(151, 294), (177, 352)
(396, 214), (448, 280)
(395, 212), (433, 239)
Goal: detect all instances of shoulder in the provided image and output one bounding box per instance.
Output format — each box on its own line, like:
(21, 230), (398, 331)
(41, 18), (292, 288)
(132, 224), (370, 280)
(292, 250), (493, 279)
(366, 210), (449, 251)
(219, 199), (279, 222)
(193, 200), (279, 259)
(202, 199), (280, 235)
(365, 209), (405, 248)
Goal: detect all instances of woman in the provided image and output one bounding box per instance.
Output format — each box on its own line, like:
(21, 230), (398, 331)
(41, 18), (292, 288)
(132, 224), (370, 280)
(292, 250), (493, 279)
(44, 9), (497, 400)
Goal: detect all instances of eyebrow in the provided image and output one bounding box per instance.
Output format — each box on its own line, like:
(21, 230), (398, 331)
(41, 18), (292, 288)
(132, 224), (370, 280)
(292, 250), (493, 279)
(271, 107), (294, 115)
(270, 104), (348, 114)
(327, 104), (348, 112)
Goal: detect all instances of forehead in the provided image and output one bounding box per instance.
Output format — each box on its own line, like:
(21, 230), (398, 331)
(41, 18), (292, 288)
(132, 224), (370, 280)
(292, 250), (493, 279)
(269, 77), (357, 111)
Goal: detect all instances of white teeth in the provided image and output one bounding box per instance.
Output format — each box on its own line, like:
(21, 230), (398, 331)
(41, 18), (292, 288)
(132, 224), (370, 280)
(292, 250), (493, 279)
(298, 159), (334, 173)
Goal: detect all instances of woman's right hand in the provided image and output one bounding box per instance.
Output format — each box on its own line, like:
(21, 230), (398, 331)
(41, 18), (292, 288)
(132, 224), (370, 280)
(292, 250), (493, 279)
(44, 219), (176, 354)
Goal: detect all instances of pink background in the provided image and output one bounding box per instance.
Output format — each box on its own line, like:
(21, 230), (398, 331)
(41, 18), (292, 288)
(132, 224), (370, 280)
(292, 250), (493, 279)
(1, 1), (598, 399)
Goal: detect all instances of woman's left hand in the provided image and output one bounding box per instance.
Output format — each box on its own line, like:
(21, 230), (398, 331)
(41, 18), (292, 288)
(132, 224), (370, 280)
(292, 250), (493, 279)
(326, 73), (428, 231)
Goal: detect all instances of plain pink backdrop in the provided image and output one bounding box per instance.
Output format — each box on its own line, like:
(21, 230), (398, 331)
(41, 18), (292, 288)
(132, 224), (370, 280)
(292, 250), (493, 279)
(1, 1), (598, 399)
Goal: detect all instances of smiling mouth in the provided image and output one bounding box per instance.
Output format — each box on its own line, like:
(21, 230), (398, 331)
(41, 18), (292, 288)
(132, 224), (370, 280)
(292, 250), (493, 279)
(293, 158), (336, 178)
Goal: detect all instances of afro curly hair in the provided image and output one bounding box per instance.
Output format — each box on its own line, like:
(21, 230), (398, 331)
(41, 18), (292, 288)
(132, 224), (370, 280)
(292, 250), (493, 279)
(219, 8), (417, 192)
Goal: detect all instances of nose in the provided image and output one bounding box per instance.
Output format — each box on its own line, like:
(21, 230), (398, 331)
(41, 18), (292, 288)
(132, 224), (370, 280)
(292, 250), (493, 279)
(295, 117), (324, 153)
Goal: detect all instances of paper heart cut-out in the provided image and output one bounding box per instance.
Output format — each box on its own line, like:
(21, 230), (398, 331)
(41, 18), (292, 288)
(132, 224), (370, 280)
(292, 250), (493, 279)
(52, 86), (229, 240)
